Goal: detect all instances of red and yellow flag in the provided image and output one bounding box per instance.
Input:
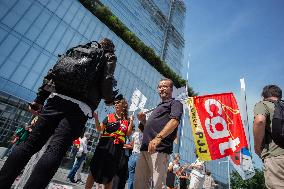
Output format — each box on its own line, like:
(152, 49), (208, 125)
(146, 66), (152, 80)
(187, 93), (248, 161)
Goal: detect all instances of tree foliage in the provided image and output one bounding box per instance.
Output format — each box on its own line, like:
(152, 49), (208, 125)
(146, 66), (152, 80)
(78, 0), (195, 94)
(230, 169), (266, 189)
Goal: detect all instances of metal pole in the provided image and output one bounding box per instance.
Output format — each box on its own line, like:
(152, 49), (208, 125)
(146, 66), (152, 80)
(240, 78), (252, 151)
(228, 156), (231, 189)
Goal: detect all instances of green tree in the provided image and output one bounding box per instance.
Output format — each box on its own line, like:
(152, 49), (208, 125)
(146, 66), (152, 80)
(230, 169), (266, 189)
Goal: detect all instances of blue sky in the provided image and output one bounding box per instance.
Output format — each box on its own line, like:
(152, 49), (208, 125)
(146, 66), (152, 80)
(183, 0), (284, 168)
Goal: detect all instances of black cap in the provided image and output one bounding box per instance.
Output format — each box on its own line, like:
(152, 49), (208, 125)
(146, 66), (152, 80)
(114, 94), (124, 101)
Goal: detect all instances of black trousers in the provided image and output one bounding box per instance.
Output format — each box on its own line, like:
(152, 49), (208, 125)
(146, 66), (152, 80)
(0, 96), (88, 189)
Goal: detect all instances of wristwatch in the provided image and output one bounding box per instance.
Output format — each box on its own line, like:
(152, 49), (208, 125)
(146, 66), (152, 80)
(156, 133), (163, 140)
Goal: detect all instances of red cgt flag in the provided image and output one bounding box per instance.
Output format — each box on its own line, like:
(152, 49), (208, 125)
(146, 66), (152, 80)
(187, 93), (248, 161)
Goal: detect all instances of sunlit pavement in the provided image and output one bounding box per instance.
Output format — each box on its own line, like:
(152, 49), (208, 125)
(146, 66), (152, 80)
(0, 159), (85, 189)
(0, 159), (128, 189)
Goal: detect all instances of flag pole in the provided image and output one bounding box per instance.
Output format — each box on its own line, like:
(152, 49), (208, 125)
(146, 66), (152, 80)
(240, 78), (252, 151)
(177, 53), (190, 154)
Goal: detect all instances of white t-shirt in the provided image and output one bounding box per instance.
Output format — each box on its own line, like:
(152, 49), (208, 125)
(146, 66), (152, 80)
(169, 162), (180, 173)
(203, 175), (216, 189)
(49, 93), (92, 117)
(191, 158), (205, 178)
(79, 137), (88, 154)
(131, 131), (143, 153)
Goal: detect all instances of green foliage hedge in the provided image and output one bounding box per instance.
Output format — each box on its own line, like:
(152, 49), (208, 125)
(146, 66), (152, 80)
(78, 0), (195, 95)
(231, 169), (265, 189)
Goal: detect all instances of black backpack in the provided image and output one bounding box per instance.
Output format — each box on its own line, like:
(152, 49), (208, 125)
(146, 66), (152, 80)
(267, 100), (284, 148)
(46, 41), (106, 99)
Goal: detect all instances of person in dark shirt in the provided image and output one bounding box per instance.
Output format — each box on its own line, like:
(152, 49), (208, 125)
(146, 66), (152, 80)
(0, 38), (117, 189)
(133, 78), (183, 189)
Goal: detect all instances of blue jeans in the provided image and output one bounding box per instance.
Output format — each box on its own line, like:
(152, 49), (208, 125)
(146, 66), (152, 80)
(128, 153), (140, 189)
(67, 154), (86, 181)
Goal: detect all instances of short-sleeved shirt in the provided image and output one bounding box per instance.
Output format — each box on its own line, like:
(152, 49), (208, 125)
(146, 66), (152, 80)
(140, 98), (183, 154)
(253, 101), (284, 159)
(191, 158), (205, 178)
(169, 162), (180, 173)
(203, 175), (216, 189)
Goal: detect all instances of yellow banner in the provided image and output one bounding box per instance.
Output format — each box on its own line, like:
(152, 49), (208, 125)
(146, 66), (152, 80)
(187, 97), (211, 161)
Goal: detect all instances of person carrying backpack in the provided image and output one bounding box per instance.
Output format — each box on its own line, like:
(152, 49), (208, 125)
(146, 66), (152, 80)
(0, 38), (118, 189)
(253, 84), (284, 189)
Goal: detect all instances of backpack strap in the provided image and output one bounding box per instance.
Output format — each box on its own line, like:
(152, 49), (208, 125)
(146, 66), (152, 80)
(261, 101), (274, 147)
(262, 99), (284, 147)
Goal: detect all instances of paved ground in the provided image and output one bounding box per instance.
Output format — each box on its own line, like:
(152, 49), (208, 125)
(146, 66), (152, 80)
(0, 158), (128, 189)
(49, 168), (89, 189)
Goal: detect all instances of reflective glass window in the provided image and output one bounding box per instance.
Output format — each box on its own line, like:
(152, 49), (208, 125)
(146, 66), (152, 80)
(0, 27), (8, 49)
(84, 20), (95, 40)
(10, 65), (29, 84)
(0, 60), (18, 79)
(14, 16), (31, 35)
(38, 0), (49, 6)
(78, 13), (90, 35)
(70, 7), (84, 30)
(25, 25), (41, 41)
(32, 75), (44, 92)
(68, 33), (82, 48)
(124, 49), (132, 69)
(2, 11), (21, 29)
(46, 0), (60, 12)
(22, 70), (39, 89)
(63, 3), (78, 24)
(129, 54), (138, 75)
(113, 64), (121, 80)
(32, 53), (49, 74)
(61, 27), (74, 46)
(100, 26), (110, 38)
(1, 0), (20, 11)
(21, 47), (40, 69)
(36, 18), (59, 47)
(42, 58), (56, 75)
(13, 0), (32, 18)
(33, 10), (51, 31)
(0, 2), (10, 20)
(0, 34), (19, 59)
(55, 0), (71, 18)
(52, 21), (67, 41)
(132, 56), (140, 76)
(9, 41), (29, 63)
(54, 43), (67, 56)
(60, 0), (72, 11)
(137, 60), (144, 79)
(45, 38), (59, 53)
(91, 22), (103, 39)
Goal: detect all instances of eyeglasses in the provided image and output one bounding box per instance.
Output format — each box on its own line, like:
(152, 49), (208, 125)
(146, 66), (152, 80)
(114, 101), (122, 105)
(157, 85), (171, 90)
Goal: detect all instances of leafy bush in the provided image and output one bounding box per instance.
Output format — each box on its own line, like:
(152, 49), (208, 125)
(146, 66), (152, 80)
(230, 169), (266, 189)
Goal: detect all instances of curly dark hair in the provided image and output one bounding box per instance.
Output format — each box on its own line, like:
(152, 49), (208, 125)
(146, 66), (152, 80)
(99, 38), (115, 53)
(261, 85), (282, 99)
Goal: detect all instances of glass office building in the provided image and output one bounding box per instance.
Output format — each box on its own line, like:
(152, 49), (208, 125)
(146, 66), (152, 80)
(100, 0), (185, 76)
(0, 0), (228, 187)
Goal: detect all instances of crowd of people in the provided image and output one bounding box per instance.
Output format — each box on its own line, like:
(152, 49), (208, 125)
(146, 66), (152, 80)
(0, 37), (282, 189)
(165, 154), (217, 189)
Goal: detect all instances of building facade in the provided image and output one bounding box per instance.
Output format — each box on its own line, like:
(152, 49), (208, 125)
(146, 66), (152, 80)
(99, 0), (185, 75)
(0, 0), (228, 187)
